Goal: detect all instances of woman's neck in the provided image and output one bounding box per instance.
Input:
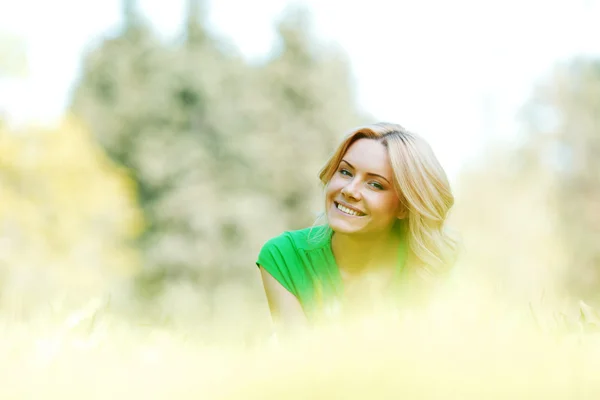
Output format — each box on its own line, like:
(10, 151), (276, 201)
(330, 229), (398, 277)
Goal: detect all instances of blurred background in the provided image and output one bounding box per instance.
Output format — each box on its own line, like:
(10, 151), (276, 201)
(1, 0), (600, 341)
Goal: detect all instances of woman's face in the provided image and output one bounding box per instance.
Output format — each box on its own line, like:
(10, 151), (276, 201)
(325, 138), (405, 237)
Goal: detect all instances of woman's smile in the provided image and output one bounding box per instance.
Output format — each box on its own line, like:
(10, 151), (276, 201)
(333, 201), (367, 217)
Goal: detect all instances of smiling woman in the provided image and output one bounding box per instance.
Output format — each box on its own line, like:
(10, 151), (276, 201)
(256, 122), (458, 332)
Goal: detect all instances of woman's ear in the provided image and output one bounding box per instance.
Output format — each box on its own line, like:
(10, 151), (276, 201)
(396, 205), (408, 220)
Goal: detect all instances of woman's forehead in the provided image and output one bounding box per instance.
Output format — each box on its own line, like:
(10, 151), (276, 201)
(342, 139), (392, 173)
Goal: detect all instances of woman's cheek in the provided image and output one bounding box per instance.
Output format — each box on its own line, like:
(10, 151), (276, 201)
(369, 193), (393, 214)
(328, 177), (344, 192)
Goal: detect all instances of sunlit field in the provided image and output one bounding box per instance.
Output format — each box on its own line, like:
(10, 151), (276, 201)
(3, 283), (600, 399)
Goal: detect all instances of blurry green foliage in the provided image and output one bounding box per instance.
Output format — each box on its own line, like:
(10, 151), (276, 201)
(452, 57), (600, 310)
(520, 58), (600, 304)
(70, 0), (366, 328)
(0, 117), (143, 316)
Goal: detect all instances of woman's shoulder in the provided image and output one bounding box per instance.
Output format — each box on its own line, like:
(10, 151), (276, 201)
(261, 225), (331, 252)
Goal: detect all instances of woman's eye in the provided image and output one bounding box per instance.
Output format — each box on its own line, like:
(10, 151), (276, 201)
(370, 182), (384, 190)
(339, 169), (352, 176)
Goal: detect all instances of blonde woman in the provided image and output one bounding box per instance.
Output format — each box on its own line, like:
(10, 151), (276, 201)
(257, 122), (458, 331)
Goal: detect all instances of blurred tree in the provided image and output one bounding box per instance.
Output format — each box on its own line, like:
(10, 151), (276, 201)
(122, 0), (140, 30)
(245, 6), (366, 229)
(0, 31), (28, 125)
(70, 1), (365, 332)
(519, 58), (600, 304)
(185, 0), (207, 44)
(0, 117), (142, 317)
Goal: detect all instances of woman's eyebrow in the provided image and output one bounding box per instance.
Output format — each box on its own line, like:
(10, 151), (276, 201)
(341, 159), (390, 184)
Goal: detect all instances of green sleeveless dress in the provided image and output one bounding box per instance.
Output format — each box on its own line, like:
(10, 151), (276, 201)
(256, 224), (409, 321)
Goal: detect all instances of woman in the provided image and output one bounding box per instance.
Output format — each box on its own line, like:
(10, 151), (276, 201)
(256, 122), (458, 331)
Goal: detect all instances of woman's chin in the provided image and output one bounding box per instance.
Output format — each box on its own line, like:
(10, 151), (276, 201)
(327, 214), (365, 234)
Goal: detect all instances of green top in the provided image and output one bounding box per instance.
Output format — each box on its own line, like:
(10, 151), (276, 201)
(256, 223), (409, 321)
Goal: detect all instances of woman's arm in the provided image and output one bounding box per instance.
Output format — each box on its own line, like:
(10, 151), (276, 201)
(258, 266), (308, 334)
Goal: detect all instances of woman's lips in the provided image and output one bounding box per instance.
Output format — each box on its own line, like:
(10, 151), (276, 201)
(334, 201), (366, 217)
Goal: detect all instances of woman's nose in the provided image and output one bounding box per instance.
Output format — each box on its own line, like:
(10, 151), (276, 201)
(341, 180), (361, 200)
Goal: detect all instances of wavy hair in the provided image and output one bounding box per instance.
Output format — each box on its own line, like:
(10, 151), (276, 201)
(310, 122), (458, 281)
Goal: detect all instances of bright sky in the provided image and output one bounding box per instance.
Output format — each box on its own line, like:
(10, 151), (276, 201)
(1, 0), (599, 182)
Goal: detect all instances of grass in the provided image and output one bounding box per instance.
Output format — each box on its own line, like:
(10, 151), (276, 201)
(3, 288), (600, 399)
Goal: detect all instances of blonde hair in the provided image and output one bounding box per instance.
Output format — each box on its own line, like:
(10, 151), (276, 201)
(312, 122), (458, 281)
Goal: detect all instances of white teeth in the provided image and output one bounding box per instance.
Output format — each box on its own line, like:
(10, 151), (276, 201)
(336, 203), (362, 216)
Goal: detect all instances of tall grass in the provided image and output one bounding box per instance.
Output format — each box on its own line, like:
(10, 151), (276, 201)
(3, 284), (600, 399)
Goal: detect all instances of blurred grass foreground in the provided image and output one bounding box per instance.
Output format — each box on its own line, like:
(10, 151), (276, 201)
(2, 291), (600, 399)
(2, 0), (600, 398)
